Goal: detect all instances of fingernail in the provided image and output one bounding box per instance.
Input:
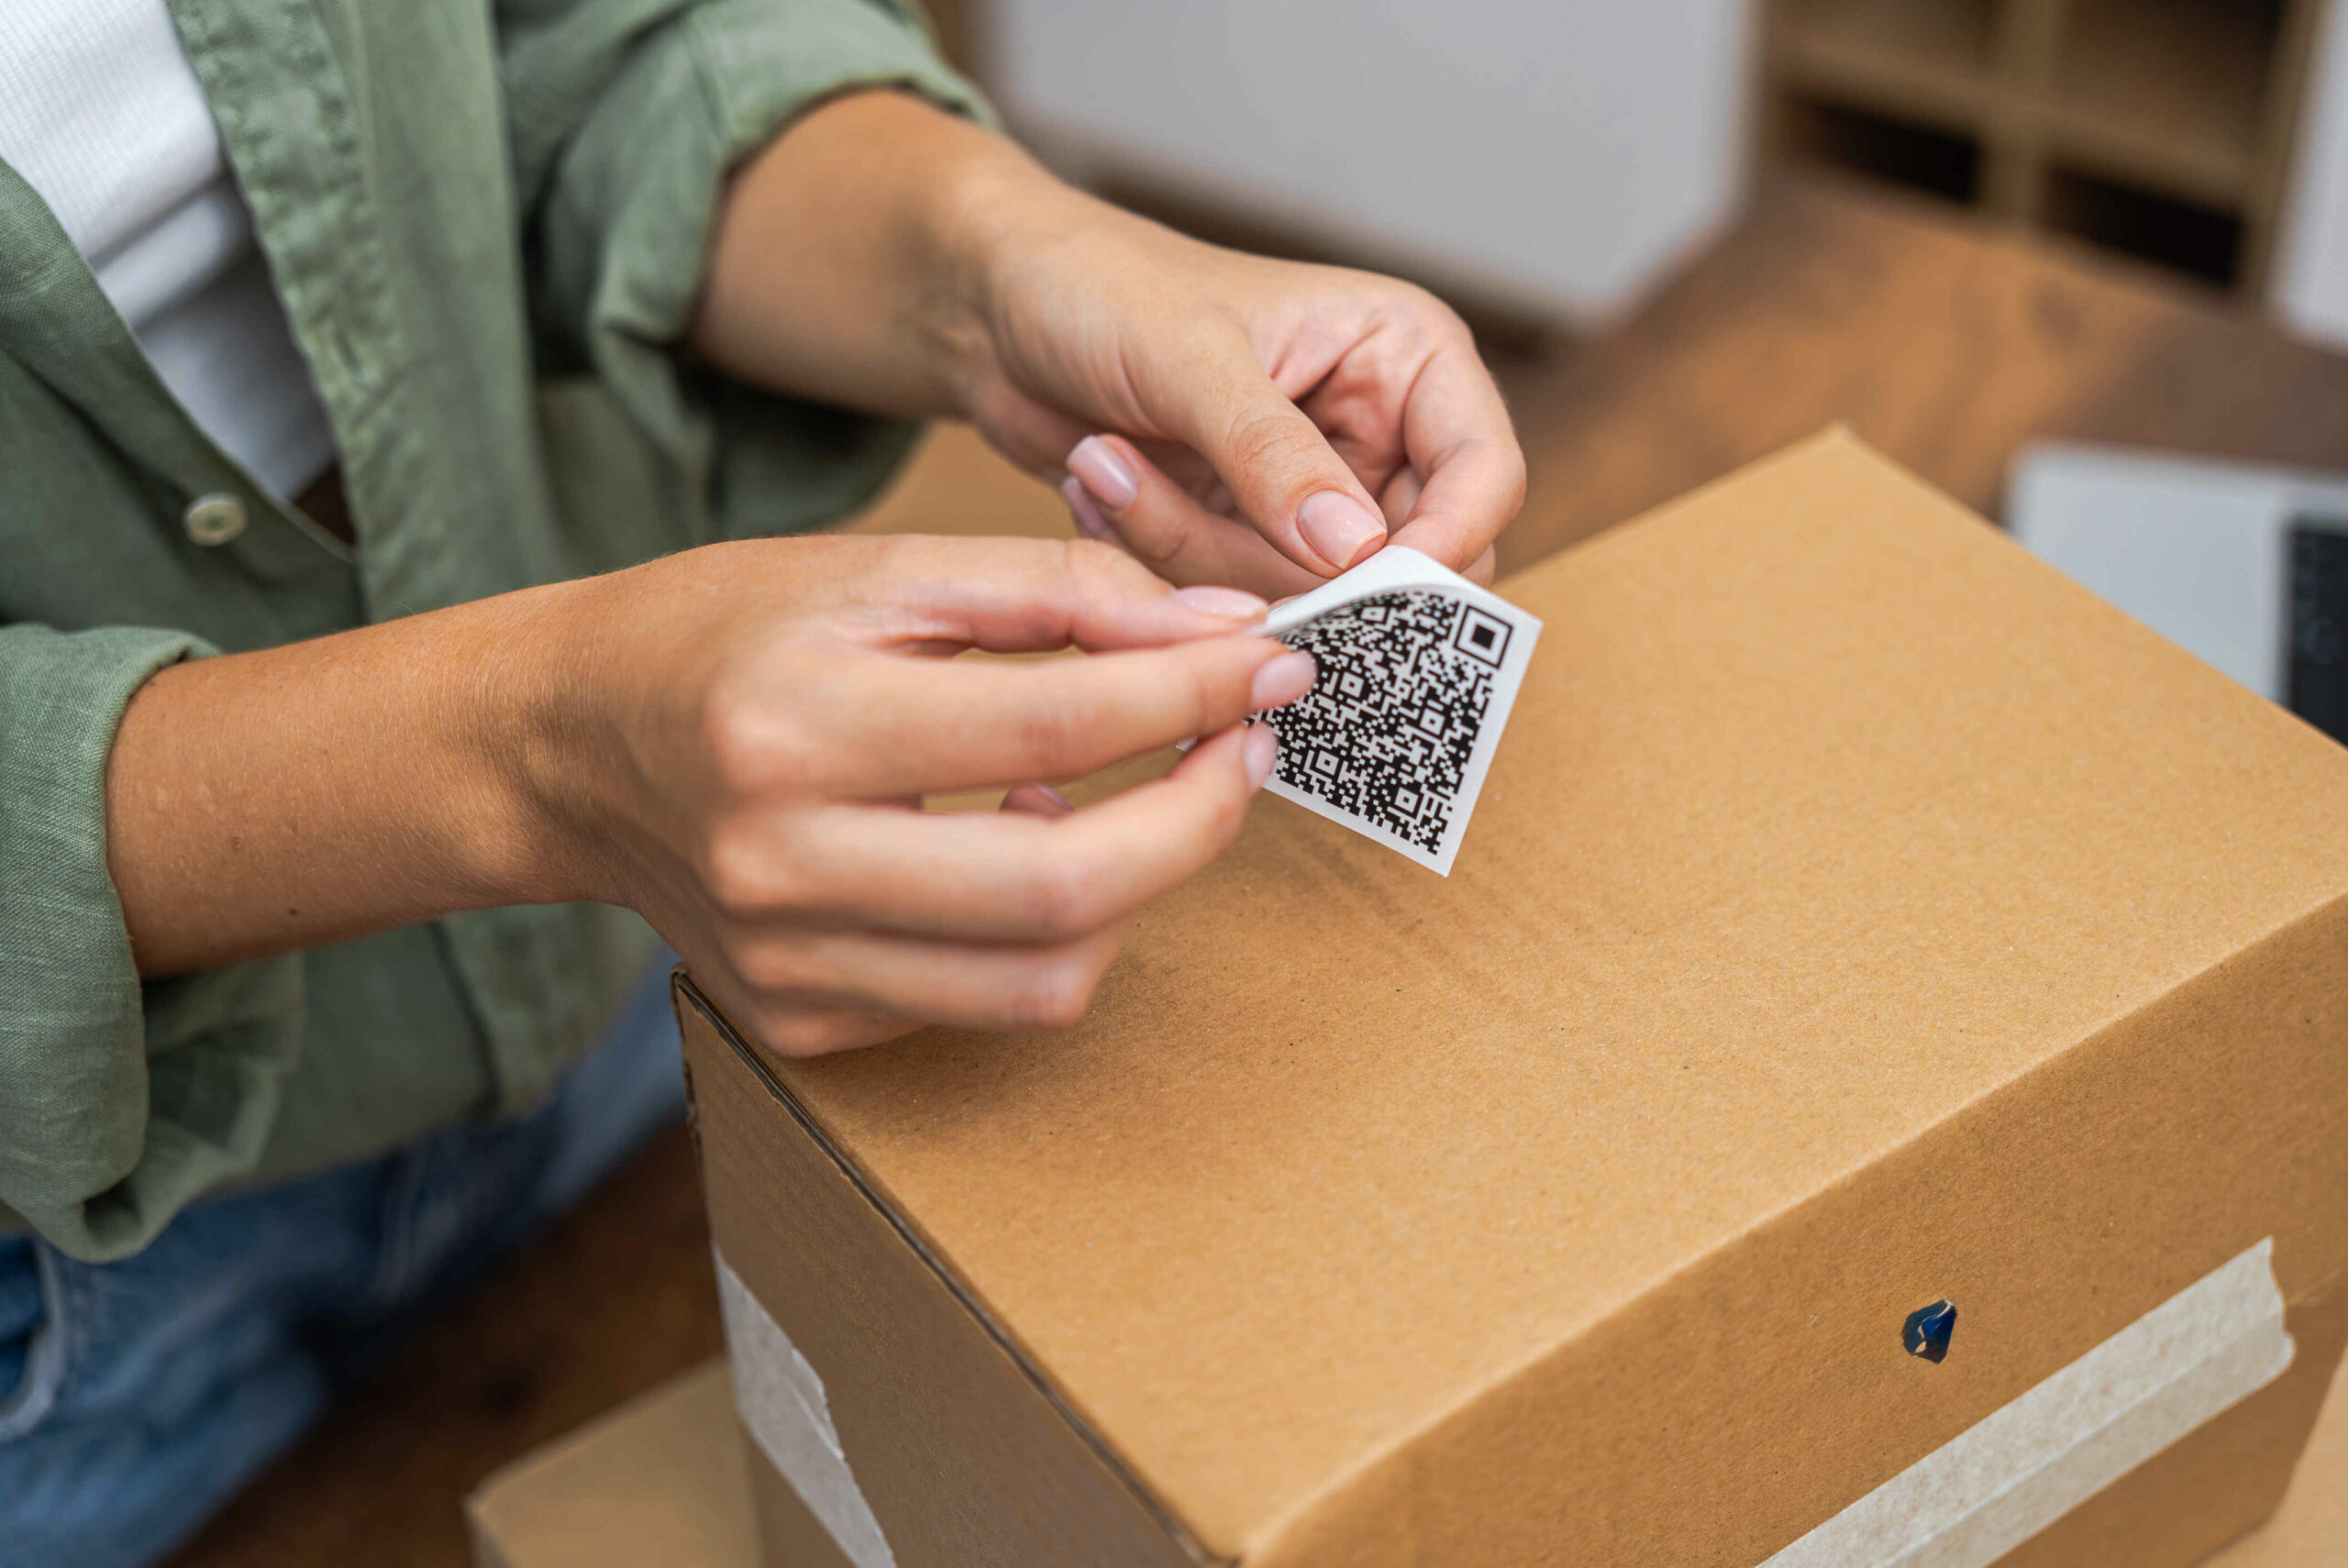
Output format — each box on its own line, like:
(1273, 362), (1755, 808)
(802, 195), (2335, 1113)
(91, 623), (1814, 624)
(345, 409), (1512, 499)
(1067, 436), (1138, 510)
(1297, 491), (1385, 571)
(1000, 781), (1070, 818)
(1172, 585), (1268, 621)
(1244, 723), (1279, 790)
(1060, 477), (1113, 542)
(1249, 649), (1317, 712)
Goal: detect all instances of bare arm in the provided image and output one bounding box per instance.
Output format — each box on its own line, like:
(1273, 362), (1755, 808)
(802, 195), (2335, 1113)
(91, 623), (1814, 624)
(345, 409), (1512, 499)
(692, 91), (1524, 594)
(105, 536), (1297, 1055)
(102, 83), (1525, 1054)
(105, 582), (570, 973)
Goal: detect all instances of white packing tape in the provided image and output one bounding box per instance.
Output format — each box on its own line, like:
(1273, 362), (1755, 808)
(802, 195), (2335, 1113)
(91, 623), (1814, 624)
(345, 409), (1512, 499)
(1761, 1237), (2296, 1568)
(714, 1247), (900, 1568)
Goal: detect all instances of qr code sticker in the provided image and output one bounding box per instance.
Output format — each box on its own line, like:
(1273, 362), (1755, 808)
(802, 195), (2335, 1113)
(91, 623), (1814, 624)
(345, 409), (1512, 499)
(1261, 591), (1512, 856)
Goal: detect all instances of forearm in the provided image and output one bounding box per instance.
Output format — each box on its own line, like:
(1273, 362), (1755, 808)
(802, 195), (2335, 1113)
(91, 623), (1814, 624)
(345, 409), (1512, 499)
(104, 585), (586, 977)
(688, 88), (1070, 419)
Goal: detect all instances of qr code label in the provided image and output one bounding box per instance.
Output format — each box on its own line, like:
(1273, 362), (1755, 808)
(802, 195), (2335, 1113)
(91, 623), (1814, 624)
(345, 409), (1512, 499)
(1251, 547), (1542, 875)
(1264, 591), (1502, 856)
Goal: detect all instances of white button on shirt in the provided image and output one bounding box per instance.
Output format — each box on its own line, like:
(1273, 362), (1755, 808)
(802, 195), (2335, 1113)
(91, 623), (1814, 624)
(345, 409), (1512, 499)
(182, 492), (249, 546)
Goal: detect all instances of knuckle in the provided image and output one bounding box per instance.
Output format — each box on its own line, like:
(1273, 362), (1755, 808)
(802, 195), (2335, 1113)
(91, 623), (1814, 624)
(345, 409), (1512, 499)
(1060, 536), (1164, 596)
(1011, 697), (1088, 775)
(1060, 535), (1128, 580)
(1224, 408), (1320, 477)
(1179, 652), (1227, 734)
(1200, 764), (1255, 843)
(1114, 512), (1190, 571)
(1020, 855), (1110, 941)
(698, 681), (800, 797)
(699, 822), (805, 920)
(1010, 951), (1104, 1032)
(1395, 280), (1473, 343)
(733, 937), (817, 998)
(1431, 293), (1477, 343)
(1496, 437), (1530, 497)
(759, 1011), (847, 1060)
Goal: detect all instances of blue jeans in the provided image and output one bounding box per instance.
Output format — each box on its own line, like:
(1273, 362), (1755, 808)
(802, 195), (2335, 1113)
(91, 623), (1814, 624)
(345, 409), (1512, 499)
(0, 958), (687, 1568)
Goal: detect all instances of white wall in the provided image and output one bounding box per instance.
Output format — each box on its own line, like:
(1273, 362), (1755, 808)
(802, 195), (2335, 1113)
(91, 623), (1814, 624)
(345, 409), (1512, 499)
(2279, 0), (2348, 348)
(981, 0), (1756, 326)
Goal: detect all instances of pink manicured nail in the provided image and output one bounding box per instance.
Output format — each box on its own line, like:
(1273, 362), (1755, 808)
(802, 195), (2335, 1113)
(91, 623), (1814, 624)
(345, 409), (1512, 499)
(1067, 436), (1138, 510)
(999, 782), (1073, 821)
(1297, 491), (1384, 571)
(1244, 723), (1279, 790)
(1249, 649), (1317, 712)
(1060, 477), (1113, 541)
(1171, 585), (1268, 621)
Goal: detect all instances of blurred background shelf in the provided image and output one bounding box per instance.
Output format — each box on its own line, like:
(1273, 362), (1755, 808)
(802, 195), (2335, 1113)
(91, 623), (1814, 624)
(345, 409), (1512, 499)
(1771, 0), (1999, 120)
(1790, 0), (2000, 67)
(2049, 0), (2277, 200)
(1764, 0), (2326, 293)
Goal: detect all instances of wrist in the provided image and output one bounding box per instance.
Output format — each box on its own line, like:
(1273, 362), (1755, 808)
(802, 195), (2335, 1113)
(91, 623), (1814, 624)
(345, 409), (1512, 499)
(444, 576), (618, 911)
(909, 116), (1051, 417)
(914, 111), (1143, 422)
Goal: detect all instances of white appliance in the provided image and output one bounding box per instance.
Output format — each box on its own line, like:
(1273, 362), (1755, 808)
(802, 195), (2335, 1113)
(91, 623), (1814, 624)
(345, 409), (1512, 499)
(2278, 0), (2348, 349)
(2007, 444), (2348, 743)
(979, 0), (1756, 325)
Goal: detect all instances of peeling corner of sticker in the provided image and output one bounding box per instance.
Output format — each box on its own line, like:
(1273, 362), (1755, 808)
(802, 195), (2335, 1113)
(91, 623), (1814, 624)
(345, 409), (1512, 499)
(1759, 1237), (2296, 1568)
(714, 1247), (899, 1568)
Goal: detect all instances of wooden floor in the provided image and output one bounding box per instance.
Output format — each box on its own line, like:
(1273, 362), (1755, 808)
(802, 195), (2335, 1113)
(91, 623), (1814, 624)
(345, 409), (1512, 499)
(170, 175), (2348, 1568)
(1493, 177), (2348, 570)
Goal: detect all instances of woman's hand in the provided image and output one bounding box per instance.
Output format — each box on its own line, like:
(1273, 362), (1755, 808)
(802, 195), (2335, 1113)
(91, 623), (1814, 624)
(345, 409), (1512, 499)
(980, 237), (1520, 600)
(106, 536), (1310, 1056)
(692, 93), (1526, 600)
(547, 536), (1307, 1055)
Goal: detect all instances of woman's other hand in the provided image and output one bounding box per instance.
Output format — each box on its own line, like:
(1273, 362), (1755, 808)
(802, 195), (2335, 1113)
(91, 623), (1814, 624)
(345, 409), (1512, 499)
(692, 93), (1526, 601)
(988, 243), (1519, 600)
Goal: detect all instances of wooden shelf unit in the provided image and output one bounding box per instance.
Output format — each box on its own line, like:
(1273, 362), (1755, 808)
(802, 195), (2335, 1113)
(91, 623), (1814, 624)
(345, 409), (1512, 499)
(1763, 0), (2326, 294)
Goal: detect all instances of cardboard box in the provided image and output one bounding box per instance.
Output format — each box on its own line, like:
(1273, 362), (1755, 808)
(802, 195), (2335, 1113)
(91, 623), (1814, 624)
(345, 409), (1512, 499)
(462, 1353), (2348, 1568)
(467, 1364), (759, 1568)
(678, 430), (2348, 1568)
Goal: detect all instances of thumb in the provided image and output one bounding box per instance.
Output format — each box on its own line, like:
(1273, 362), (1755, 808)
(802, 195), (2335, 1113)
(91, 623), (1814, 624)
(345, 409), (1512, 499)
(1150, 333), (1389, 577)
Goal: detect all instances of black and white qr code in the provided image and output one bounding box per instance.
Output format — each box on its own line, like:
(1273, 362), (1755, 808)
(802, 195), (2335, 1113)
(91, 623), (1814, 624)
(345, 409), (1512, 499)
(1261, 590), (1518, 854)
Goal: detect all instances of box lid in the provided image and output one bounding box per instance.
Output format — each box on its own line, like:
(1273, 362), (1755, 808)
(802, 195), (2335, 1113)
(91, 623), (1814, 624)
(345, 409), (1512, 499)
(768, 430), (2348, 1558)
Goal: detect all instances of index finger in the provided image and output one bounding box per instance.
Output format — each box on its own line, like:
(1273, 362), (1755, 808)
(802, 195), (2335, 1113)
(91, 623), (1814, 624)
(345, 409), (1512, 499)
(1384, 342), (1527, 572)
(819, 635), (1317, 795)
(846, 535), (1272, 656)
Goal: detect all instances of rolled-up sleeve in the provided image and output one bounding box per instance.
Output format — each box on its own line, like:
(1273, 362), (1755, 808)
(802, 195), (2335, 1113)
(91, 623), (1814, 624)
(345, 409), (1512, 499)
(0, 626), (304, 1262)
(501, 0), (992, 541)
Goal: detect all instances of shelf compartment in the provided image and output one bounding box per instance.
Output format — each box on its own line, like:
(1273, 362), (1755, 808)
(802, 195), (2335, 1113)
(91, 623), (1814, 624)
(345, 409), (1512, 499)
(1778, 0), (2000, 72)
(1774, 94), (1988, 204)
(2046, 0), (2283, 206)
(2042, 163), (2245, 286)
(1769, 0), (1997, 132)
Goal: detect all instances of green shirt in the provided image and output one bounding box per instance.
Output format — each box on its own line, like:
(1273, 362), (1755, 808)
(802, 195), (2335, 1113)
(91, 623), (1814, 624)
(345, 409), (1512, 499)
(1, 0), (985, 1262)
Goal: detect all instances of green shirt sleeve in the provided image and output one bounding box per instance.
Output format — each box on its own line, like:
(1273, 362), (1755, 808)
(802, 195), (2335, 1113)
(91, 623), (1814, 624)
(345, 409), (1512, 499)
(501, 0), (994, 543)
(0, 626), (305, 1262)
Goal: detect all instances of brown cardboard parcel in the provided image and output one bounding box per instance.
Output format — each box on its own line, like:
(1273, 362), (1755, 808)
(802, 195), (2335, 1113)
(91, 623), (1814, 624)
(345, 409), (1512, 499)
(679, 430), (2348, 1568)
(461, 1353), (2348, 1568)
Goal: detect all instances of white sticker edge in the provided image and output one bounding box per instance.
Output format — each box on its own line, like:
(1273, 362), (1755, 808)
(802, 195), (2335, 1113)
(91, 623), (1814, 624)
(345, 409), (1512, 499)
(1759, 1237), (2296, 1568)
(1258, 546), (1544, 877)
(714, 1246), (899, 1568)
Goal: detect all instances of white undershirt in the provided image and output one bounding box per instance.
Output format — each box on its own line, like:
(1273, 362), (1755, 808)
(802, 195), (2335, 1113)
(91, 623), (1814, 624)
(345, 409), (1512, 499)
(0, 0), (338, 500)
